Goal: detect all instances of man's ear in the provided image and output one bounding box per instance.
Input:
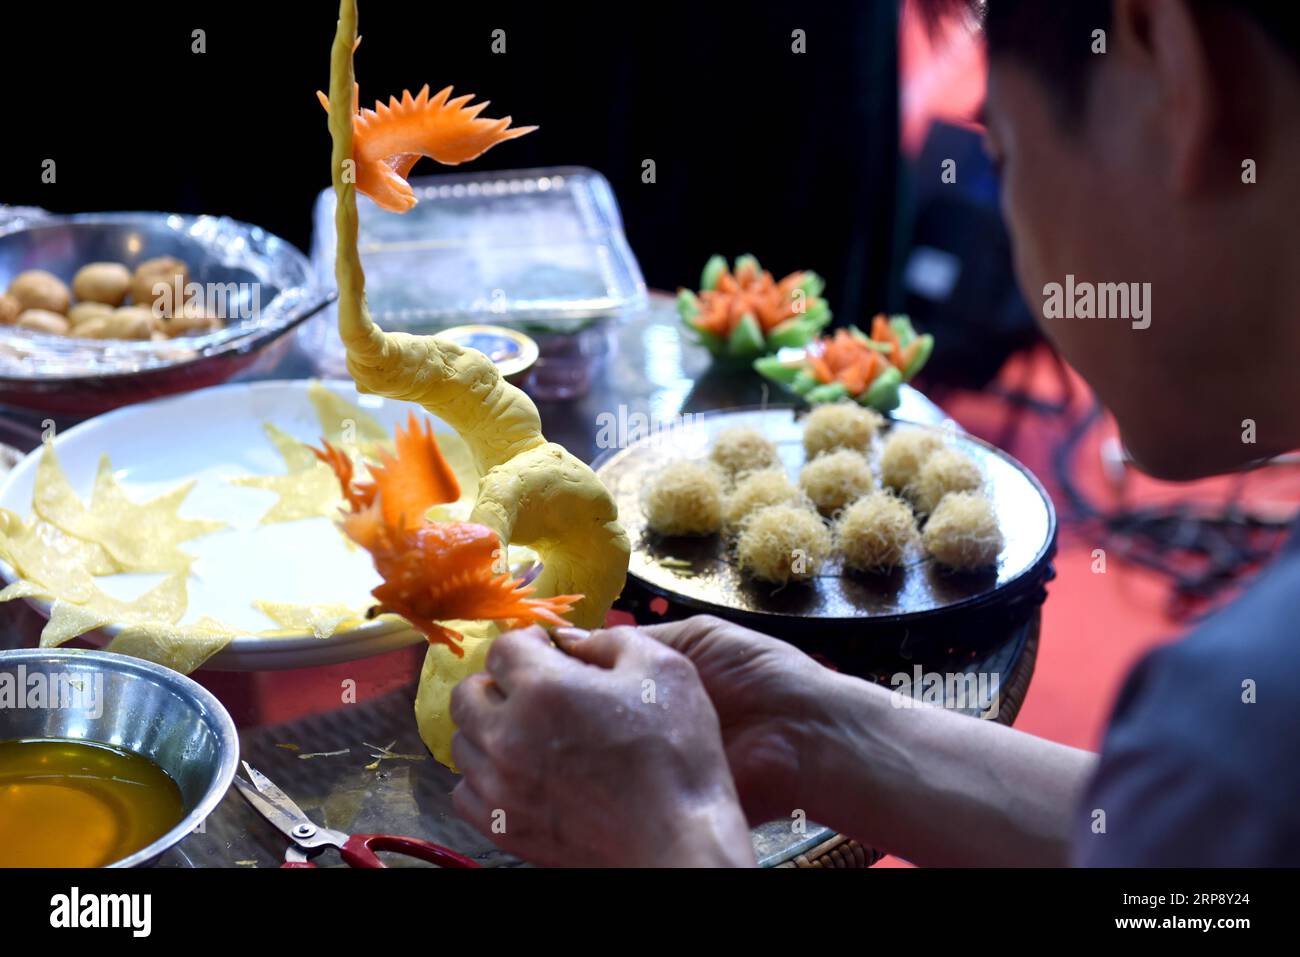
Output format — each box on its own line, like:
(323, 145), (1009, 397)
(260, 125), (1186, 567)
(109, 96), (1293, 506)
(1112, 0), (1217, 195)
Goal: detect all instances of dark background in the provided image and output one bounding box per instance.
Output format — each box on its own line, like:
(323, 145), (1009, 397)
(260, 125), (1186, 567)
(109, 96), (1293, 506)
(0, 1), (901, 322)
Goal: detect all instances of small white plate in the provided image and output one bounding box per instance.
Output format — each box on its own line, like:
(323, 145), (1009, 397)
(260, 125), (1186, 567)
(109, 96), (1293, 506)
(0, 379), (447, 671)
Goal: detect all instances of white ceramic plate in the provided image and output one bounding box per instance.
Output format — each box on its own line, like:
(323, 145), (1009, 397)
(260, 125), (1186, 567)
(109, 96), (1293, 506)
(0, 379), (462, 671)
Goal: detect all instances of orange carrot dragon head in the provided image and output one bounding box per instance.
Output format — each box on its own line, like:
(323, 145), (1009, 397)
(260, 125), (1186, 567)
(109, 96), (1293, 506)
(311, 413), (580, 655)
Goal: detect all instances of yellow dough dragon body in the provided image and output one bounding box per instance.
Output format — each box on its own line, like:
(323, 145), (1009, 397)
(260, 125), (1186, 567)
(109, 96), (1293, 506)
(326, 0), (629, 766)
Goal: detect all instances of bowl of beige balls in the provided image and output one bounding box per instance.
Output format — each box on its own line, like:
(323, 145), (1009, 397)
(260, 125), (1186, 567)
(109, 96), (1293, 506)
(0, 207), (332, 413)
(2, 257), (222, 341)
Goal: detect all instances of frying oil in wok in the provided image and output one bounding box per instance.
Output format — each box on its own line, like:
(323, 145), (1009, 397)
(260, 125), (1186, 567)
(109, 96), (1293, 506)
(0, 738), (184, 867)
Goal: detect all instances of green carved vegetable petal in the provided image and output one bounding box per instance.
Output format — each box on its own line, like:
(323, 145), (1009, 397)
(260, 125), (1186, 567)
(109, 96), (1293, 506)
(676, 288), (700, 322)
(753, 355), (804, 385)
(862, 366), (903, 411)
(902, 334), (934, 381)
(701, 254), (728, 291)
(727, 312), (765, 357)
(805, 382), (849, 403)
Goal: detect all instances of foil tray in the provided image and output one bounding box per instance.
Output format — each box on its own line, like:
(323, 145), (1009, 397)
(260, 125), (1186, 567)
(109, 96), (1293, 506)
(0, 207), (332, 413)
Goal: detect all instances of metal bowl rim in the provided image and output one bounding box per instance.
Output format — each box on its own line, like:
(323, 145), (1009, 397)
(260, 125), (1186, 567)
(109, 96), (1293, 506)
(0, 647), (239, 867)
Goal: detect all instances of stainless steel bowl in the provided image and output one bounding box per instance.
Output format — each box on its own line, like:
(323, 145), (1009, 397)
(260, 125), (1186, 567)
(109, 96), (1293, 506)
(0, 648), (239, 867)
(0, 206), (333, 414)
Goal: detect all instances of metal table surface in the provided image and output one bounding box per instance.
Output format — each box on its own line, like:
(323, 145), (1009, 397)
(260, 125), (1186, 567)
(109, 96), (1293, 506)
(0, 294), (1035, 868)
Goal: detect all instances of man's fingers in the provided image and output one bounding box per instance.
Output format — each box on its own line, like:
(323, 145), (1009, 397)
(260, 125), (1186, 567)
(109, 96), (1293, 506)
(450, 730), (490, 777)
(449, 671), (503, 745)
(452, 731), (510, 820)
(551, 626), (590, 647)
(554, 625), (640, 669)
(642, 616), (719, 656)
(485, 626), (560, 693)
(644, 615), (779, 662)
(451, 778), (499, 843)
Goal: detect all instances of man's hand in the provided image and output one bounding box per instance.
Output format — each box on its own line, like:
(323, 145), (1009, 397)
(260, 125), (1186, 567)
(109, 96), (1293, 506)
(449, 625), (755, 867)
(641, 615), (839, 823)
(644, 615), (1095, 866)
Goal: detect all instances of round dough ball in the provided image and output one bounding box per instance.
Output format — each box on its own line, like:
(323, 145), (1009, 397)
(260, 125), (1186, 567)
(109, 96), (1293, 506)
(130, 256), (189, 313)
(106, 306), (159, 340)
(923, 492), (1003, 570)
(913, 447), (983, 513)
(160, 302), (222, 337)
(710, 426), (780, 481)
(68, 301), (115, 327)
(836, 491), (917, 572)
(71, 316), (113, 339)
(723, 468), (809, 528)
(0, 293), (20, 325)
(642, 461), (723, 536)
(880, 430), (945, 492)
(16, 309), (71, 335)
(799, 449), (874, 514)
(72, 262), (132, 306)
(7, 270), (71, 314)
(802, 402), (882, 459)
(736, 504), (832, 584)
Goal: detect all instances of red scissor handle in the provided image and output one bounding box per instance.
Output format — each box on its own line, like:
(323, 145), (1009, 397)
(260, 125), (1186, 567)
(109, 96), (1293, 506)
(339, 834), (480, 869)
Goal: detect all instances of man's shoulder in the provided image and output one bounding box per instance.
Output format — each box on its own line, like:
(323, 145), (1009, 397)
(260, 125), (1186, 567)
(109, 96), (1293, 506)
(1114, 542), (1300, 749)
(1140, 540), (1300, 687)
(1075, 542), (1300, 865)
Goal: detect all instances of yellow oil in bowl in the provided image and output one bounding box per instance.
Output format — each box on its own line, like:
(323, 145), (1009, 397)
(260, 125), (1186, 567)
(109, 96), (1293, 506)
(0, 738), (184, 867)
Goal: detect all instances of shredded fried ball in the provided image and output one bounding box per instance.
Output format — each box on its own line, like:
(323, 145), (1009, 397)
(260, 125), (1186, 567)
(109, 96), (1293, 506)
(880, 430), (945, 492)
(799, 449), (874, 514)
(642, 462), (724, 536)
(836, 491), (918, 572)
(922, 491), (1003, 570)
(709, 427), (780, 482)
(736, 504), (832, 585)
(802, 402), (883, 458)
(913, 447), (984, 513)
(723, 468), (809, 528)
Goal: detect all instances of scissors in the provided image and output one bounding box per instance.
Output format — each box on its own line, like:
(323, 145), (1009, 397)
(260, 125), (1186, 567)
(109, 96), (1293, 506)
(234, 760), (480, 869)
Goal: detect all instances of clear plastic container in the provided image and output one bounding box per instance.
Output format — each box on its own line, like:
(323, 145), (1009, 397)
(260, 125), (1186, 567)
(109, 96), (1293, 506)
(300, 166), (647, 385)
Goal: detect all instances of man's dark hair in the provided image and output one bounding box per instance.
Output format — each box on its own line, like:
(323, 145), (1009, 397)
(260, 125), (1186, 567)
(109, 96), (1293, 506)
(917, 1), (1300, 120)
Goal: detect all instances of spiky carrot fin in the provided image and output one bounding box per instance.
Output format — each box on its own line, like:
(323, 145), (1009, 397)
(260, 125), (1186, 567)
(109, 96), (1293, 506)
(397, 611), (467, 656)
(320, 28), (533, 215)
(513, 593), (583, 629)
(311, 439), (376, 512)
(353, 84), (535, 168)
(368, 413), (461, 530)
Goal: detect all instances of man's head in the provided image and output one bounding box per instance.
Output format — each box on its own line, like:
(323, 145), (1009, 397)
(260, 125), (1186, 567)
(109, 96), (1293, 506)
(920, 1), (1300, 479)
